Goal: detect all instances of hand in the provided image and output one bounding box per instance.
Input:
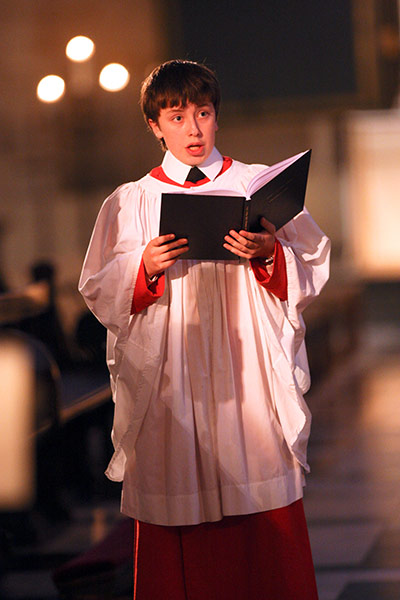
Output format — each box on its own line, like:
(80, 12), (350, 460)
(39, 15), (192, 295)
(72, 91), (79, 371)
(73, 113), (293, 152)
(223, 217), (276, 260)
(143, 234), (188, 279)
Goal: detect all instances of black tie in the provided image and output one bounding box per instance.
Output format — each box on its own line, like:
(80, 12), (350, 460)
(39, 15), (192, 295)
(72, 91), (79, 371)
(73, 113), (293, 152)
(185, 166), (205, 183)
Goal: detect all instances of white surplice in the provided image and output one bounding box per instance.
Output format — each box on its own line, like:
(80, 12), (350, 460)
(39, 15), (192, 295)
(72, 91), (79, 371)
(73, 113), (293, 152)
(79, 149), (330, 526)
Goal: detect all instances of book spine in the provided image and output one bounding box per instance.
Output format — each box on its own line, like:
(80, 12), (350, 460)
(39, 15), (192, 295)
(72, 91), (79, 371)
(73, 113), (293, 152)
(243, 201), (250, 231)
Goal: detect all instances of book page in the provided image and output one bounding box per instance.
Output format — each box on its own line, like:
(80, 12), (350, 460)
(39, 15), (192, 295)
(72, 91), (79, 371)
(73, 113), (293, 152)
(246, 150), (310, 197)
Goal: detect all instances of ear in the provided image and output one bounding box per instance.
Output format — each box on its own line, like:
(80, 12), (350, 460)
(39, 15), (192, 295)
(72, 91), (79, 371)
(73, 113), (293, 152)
(148, 119), (163, 140)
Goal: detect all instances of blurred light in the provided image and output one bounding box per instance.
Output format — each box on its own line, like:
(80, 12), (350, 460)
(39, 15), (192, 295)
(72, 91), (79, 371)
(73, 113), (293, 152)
(37, 75), (65, 103)
(66, 36), (95, 62)
(0, 338), (34, 510)
(99, 63), (130, 92)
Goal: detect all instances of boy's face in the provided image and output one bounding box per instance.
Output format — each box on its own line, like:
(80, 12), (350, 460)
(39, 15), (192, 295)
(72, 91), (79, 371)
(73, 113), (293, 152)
(148, 102), (218, 166)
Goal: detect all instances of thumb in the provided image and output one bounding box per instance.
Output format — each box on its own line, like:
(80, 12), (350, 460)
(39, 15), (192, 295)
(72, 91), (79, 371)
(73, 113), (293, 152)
(260, 217), (276, 234)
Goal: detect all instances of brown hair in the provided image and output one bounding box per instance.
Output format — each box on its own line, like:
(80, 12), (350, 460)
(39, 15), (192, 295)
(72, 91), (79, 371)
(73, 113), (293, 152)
(140, 59), (221, 126)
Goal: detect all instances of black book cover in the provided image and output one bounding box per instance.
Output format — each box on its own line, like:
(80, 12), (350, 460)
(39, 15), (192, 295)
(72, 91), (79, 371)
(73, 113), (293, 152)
(159, 150), (311, 260)
(247, 150), (311, 232)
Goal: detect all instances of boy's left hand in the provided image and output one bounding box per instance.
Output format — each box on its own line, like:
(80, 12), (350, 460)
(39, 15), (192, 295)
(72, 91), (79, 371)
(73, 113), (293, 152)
(223, 217), (276, 260)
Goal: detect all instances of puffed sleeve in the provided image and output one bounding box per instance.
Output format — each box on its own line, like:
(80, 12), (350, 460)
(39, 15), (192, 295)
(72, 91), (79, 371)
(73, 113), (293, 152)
(278, 207), (331, 354)
(78, 183), (156, 339)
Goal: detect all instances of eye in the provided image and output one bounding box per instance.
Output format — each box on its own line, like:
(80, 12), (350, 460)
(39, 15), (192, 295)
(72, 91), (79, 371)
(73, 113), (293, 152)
(172, 114), (183, 122)
(198, 110), (209, 118)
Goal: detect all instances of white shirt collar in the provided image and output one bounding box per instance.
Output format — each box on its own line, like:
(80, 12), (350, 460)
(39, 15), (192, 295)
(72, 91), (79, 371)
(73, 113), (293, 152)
(161, 147), (223, 185)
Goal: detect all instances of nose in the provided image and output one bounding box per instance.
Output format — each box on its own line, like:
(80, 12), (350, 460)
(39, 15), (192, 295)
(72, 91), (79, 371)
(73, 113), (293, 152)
(187, 117), (201, 136)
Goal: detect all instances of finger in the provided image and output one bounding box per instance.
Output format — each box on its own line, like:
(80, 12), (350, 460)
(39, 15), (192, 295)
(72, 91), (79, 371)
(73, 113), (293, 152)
(148, 244), (189, 276)
(260, 217), (276, 234)
(161, 244), (189, 260)
(244, 231), (272, 247)
(171, 244), (189, 257)
(161, 255), (187, 270)
(224, 235), (272, 259)
(223, 242), (249, 259)
(152, 233), (176, 246)
(225, 230), (257, 249)
(237, 230), (266, 245)
(160, 238), (188, 252)
(174, 237), (189, 248)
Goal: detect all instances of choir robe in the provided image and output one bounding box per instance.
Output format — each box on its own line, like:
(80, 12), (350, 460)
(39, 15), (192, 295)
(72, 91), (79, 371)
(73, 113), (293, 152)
(79, 147), (329, 597)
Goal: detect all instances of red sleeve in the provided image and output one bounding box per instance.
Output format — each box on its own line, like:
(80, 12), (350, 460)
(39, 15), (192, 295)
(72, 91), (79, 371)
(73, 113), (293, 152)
(250, 239), (288, 301)
(131, 258), (165, 314)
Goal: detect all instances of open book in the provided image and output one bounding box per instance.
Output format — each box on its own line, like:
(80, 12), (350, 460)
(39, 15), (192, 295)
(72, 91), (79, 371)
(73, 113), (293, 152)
(159, 149), (311, 260)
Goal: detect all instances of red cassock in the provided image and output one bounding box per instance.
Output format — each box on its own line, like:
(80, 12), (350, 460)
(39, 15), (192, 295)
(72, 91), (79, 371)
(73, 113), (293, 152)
(134, 500), (318, 599)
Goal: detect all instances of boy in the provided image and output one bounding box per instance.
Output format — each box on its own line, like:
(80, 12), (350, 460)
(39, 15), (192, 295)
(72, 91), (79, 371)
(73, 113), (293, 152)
(79, 60), (330, 599)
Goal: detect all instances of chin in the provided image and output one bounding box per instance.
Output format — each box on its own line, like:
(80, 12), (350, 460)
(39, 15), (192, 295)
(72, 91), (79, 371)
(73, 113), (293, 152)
(188, 150), (209, 162)
(186, 157), (204, 166)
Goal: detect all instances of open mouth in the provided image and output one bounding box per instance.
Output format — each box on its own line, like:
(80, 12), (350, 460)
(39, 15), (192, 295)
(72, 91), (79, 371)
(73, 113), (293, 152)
(187, 144), (204, 153)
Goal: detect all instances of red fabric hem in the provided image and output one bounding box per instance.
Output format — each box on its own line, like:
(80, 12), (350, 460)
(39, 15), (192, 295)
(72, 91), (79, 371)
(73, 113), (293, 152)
(131, 258), (165, 314)
(134, 500), (318, 600)
(250, 239), (288, 301)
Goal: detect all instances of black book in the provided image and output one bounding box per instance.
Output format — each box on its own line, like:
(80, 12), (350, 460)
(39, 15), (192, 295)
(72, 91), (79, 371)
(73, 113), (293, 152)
(159, 149), (311, 260)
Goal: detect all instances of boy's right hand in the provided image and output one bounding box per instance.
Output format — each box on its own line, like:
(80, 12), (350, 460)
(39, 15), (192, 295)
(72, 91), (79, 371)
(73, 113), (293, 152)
(143, 234), (188, 279)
